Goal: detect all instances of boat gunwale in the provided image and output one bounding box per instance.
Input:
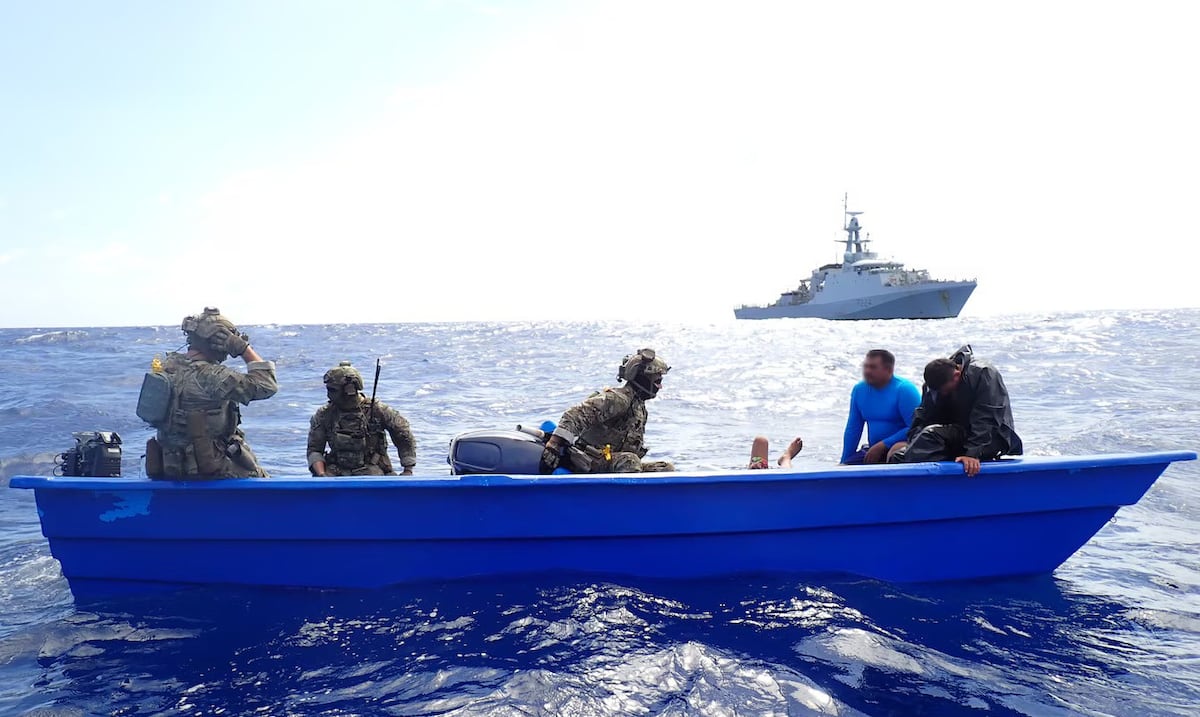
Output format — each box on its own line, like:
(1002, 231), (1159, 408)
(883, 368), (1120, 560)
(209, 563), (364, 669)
(9, 451), (1196, 492)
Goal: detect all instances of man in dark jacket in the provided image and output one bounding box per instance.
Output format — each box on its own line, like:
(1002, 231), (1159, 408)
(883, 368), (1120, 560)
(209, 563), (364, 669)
(891, 345), (1022, 476)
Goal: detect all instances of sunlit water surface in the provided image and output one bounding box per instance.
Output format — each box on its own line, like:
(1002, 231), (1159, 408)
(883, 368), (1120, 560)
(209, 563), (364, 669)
(1, 311), (1197, 716)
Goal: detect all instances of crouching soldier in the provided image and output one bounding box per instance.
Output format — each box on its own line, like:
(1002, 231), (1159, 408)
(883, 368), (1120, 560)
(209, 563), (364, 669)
(539, 348), (675, 474)
(308, 361), (417, 476)
(141, 307), (277, 479)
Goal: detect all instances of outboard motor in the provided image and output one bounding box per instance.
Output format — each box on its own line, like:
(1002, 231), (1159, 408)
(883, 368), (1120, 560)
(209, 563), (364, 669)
(448, 424), (552, 475)
(56, 431), (123, 477)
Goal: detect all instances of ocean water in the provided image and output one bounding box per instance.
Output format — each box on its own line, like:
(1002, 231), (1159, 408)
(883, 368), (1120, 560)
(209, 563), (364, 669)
(1, 311), (1197, 716)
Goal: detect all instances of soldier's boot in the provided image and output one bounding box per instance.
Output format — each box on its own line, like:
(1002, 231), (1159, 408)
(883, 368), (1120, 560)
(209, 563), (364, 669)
(609, 452), (643, 473)
(640, 460), (675, 473)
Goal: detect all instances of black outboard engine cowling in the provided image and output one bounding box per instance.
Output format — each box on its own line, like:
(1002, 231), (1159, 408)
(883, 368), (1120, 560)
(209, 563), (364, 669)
(448, 428), (546, 475)
(57, 431), (122, 477)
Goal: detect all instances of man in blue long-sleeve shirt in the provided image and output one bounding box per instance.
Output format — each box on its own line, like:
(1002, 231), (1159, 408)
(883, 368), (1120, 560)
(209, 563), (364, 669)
(841, 349), (921, 464)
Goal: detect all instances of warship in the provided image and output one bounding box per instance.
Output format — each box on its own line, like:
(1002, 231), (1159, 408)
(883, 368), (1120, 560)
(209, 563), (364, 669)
(735, 196), (976, 320)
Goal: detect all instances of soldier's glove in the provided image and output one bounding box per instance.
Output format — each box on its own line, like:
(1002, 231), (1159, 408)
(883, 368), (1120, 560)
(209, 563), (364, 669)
(213, 328), (250, 357)
(538, 445), (561, 475)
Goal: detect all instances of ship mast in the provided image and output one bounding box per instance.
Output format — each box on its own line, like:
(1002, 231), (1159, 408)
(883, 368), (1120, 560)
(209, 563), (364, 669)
(840, 193), (868, 257)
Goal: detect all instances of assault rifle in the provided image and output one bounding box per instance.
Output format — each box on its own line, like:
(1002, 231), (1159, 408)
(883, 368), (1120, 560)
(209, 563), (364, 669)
(367, 358), (381, 427)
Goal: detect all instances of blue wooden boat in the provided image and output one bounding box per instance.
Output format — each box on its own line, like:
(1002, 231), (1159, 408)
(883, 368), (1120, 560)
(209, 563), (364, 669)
(10, 451), (1195, 599)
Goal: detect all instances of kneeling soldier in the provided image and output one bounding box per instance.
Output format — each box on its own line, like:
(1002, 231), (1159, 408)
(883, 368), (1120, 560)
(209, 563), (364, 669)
(307, 361), (417, 476)
(540, 348), (675, 474)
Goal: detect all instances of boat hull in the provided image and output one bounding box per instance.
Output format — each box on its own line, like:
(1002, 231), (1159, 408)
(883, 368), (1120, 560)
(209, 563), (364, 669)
(10, 452), (1194, 599)
(734, 281), (976, 320)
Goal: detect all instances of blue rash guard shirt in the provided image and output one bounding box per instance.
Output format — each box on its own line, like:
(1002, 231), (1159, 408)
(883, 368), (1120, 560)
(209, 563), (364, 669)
(840, 376), (922, 463)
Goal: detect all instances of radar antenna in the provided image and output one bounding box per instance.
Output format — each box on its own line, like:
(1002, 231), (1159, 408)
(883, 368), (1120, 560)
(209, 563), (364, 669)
(841, 192), (867, 253)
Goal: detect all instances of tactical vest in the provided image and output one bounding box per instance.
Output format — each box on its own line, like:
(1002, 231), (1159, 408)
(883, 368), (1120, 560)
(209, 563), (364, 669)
(578, 390), (647, 457)
(159, 361), (240, 450)
(324, 405), (389, 471)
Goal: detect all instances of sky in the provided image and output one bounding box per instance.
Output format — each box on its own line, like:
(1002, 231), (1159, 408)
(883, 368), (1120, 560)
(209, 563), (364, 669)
(1, 0), (1197, 328)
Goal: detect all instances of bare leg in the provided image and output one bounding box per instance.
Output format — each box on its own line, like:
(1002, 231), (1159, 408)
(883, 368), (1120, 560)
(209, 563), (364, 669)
(777, 437), (804, 468)
(749, 436), (770, 469)
(886, 441), (907, 462)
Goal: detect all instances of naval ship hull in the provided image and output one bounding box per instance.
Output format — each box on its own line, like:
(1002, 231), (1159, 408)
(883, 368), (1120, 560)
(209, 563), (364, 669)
(735, 281), (976, 320)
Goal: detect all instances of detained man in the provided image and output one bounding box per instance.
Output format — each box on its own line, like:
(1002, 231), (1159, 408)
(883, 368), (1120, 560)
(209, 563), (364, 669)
(840, 349), (922, 465)
(892, 345), (1023, 476)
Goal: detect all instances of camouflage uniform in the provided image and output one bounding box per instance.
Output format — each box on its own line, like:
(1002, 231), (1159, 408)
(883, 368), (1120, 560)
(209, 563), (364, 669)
(156, 353), (277, 478)
(554, 385), (674, 473)
(307, 395), (417, 476)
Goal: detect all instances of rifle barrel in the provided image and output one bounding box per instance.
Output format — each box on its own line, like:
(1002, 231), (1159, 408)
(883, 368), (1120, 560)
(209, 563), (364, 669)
(367, 358), (381, 425)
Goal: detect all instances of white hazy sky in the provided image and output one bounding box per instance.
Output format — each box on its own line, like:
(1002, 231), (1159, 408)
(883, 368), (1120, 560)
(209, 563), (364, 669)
(1, 1), (1197, 327)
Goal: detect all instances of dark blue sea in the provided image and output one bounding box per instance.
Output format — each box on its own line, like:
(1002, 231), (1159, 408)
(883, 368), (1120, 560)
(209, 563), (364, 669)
(2, 311), (1198, 716)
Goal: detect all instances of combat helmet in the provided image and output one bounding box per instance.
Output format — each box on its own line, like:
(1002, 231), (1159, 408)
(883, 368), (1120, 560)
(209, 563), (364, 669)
(323, 361), (364, 397)
(619, 348), (670, 399)
(181, 307), (241, 360)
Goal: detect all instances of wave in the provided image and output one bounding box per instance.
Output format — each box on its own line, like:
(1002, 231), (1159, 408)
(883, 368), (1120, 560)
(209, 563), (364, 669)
(13, 330), (90, 345)
(0, 452), (61, 482)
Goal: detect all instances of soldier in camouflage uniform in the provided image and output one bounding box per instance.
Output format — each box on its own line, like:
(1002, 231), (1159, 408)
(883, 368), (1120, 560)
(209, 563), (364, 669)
(539, 348), (675, 474)
(307, 361), (417, 477)
(149, 307), (277, 479)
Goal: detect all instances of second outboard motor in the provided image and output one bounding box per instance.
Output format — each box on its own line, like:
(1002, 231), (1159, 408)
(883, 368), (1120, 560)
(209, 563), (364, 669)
(56, 431), (123, 477)
(448, 427), (548, 475)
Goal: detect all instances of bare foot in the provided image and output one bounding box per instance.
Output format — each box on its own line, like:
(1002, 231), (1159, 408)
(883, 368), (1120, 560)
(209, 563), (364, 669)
(777, 437), (803, 467)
